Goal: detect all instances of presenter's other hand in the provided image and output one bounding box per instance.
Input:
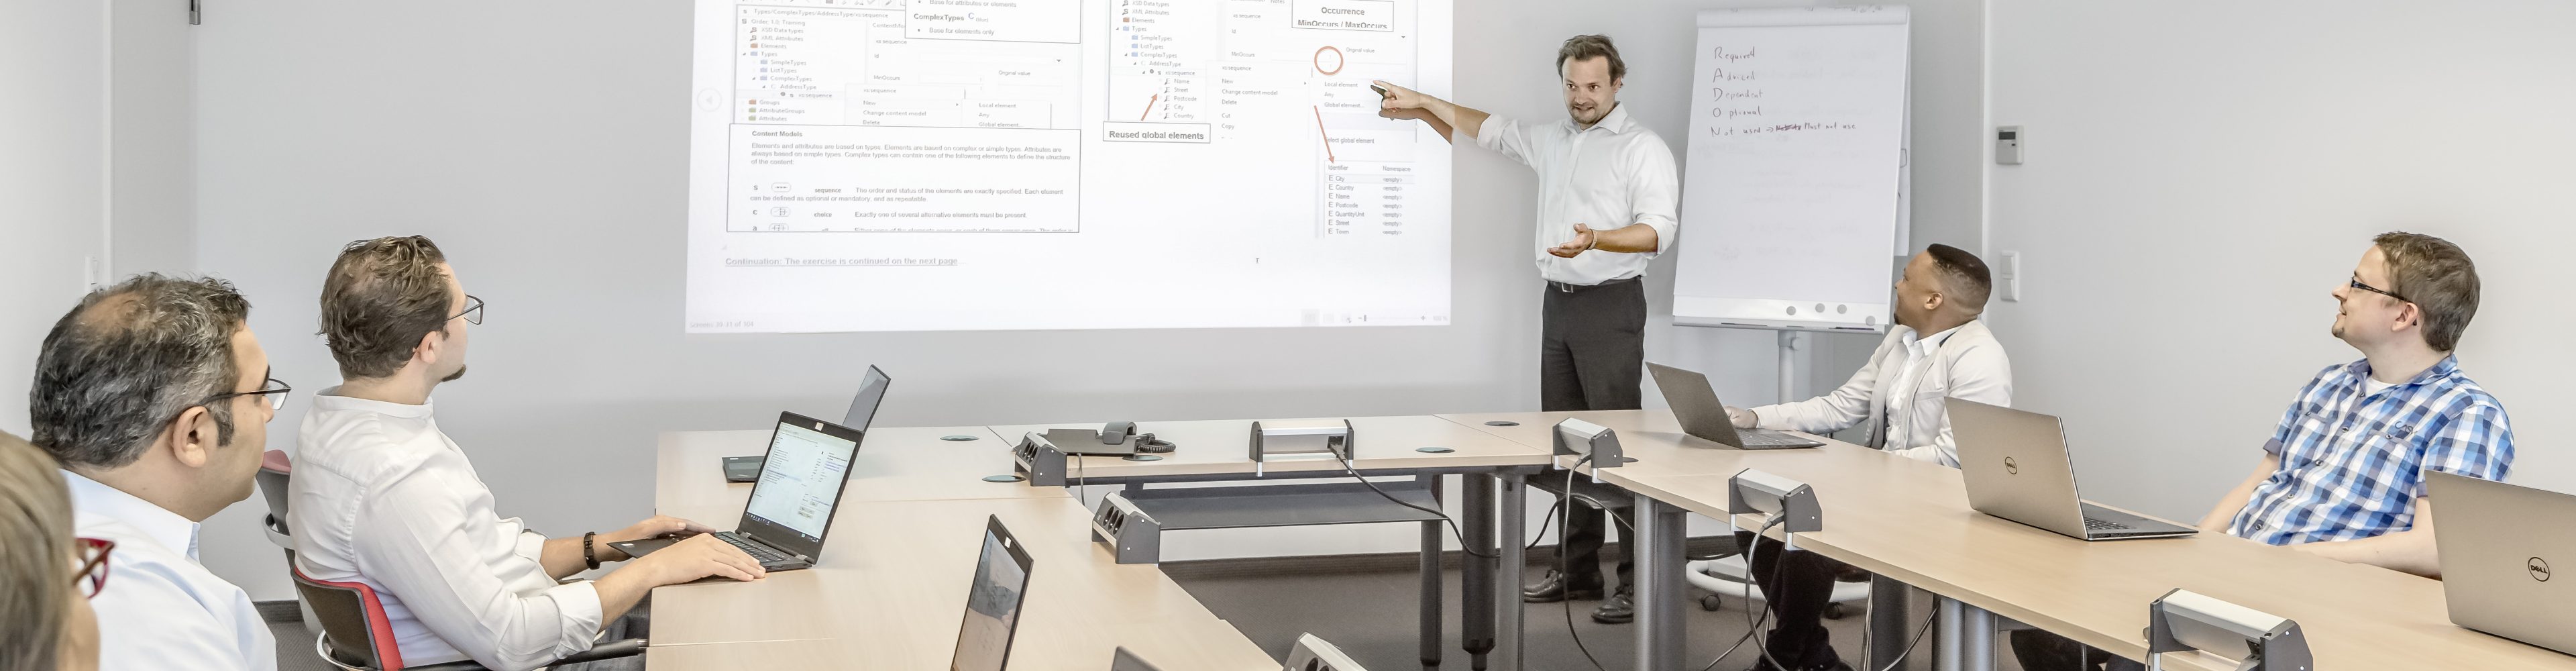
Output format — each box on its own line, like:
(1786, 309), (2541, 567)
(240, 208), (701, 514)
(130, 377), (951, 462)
(1547, 223), (1597, 258)
(1373, 81), (1427, 111)
(627, 533), (767, 586)
(1725, 406), (1758, 429)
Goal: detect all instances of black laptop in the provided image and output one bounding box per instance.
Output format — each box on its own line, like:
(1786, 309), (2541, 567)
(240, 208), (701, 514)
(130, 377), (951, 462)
(617, 411), (864, 577)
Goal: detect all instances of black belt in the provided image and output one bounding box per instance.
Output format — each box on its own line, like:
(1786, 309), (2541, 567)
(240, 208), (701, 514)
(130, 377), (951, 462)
(1548, 275), (1642, 293)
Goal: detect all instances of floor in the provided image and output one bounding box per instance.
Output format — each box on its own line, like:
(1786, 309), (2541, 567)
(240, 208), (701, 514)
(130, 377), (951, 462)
(266, 563), (2008, 671)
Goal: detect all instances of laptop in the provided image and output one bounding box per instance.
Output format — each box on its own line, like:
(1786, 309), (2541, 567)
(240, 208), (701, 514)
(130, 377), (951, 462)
(1947, 399), (2196, 541)
(951, 515), (1036, 671)
(843, 364), (892, 429)
(725, 366), (890, 482)
(1645, 362), (1825, 449)
(2428, 470), (2576, 655)
(615, 411), (865, 576)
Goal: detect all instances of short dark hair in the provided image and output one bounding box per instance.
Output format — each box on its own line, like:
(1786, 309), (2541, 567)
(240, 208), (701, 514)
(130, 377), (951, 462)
(30, 274), (252, 468)
(319, 236), (457, 378)
(1556, 34), (1626, 81)
(2373, 231), (2480, 352)
(1924, 244), (1992, 311)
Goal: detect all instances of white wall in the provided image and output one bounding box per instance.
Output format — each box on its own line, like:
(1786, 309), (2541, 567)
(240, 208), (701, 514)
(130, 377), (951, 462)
(1986, 0), (2576, 521)
(186, 0), (1984, 599)
(0, 1), (109, 437)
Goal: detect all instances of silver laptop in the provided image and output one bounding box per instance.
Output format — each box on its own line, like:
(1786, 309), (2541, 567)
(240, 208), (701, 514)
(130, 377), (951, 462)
(2428, 470), (2576, 655)
(1646, 362), (1824, 449)
(1948, 399), (2195, 541)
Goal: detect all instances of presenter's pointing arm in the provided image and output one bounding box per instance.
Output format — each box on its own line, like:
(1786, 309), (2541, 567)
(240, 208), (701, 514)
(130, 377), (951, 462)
(1373, 81), (1487, 144)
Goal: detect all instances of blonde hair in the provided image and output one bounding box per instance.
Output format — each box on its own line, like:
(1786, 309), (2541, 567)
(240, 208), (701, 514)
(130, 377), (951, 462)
(0, 431), (76, 671)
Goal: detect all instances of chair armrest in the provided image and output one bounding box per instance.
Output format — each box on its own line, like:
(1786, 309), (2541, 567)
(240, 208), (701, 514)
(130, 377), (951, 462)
(554, 638), (647, 666)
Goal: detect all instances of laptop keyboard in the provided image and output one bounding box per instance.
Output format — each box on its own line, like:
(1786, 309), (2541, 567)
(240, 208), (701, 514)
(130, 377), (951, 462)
(1741, 431), (1815, 446)
(2082, 517), (2133, 531)
(718, 532), (790, 564)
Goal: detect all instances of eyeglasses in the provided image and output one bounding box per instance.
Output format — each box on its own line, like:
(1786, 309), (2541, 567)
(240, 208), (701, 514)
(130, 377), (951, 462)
(2348, 277), (2410, 303)
(449, 295), (484, 325)
(205, 376), (294, 411)
(72, 537), (113, 599)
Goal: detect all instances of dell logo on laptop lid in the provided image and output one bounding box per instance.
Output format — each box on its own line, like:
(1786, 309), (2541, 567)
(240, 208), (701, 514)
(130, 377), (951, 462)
(2532, 557), (2552, 582)
(2003, 456), (2019, 476)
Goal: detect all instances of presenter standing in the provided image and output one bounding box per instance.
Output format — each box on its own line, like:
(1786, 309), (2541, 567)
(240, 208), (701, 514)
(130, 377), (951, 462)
(1375, 34), (1679, 623)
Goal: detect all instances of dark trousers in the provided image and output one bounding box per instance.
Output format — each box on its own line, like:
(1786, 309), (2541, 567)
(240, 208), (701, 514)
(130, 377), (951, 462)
(1738, 533), (1847, 669)
(2009, 630), (2145, 671)
(1540, 278), (1646, 588)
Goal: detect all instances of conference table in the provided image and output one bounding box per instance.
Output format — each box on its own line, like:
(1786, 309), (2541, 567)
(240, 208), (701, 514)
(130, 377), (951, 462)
(1440, 409), (2576, 671)
(643, 413), (2576, 671)
(643, 425), (1278, 670)
(985, 416), (1557, 671)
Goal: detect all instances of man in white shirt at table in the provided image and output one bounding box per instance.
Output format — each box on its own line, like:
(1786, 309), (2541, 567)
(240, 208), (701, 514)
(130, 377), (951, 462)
(1376, 33), (1681, 624)
(27, 274), (280, 671)
(1723, 244), (2014, 671)
(288, 236), (767, 671)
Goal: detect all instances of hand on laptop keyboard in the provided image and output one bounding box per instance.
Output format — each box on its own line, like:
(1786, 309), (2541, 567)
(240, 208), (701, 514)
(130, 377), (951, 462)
(625, 533), (769, 585)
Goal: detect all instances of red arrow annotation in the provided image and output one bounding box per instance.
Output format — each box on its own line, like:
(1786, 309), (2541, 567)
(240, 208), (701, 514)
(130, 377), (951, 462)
(1313, 105), (1335, 162)
(1139, 93), (1159, 121)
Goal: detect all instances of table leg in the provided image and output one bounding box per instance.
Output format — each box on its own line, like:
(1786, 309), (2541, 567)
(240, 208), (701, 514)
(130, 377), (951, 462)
(1422, 476), (1448, 669)
(1462, 474), (1497, 669)
(1933, 595), (1996, 671)
(1632, 497), (1686, 671)
(1937, 596), (1964, 671)
(1496, 473), (1527, 671)
(1868, 574), (1909, 670)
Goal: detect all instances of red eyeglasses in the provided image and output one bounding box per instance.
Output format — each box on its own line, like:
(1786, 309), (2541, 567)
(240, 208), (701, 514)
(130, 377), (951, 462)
(72, 537), (113, 599)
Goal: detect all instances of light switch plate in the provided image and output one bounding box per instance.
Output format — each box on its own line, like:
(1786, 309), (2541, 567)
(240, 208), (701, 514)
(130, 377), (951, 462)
(2000, 250), (2022, 301)
(1996, 125), (2023, 165)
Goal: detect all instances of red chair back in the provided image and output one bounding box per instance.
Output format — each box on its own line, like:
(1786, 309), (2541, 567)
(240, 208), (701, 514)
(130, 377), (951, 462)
(290, 567), (409, 671)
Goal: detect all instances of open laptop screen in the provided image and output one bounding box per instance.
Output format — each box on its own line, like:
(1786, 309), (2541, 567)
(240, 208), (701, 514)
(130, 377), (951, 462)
(843, 365), (892, 429)
(952, 516), (1034, 671)
(743, 419), (857, 541)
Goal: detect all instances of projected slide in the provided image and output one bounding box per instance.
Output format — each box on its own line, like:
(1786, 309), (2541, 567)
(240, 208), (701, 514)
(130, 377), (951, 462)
(686, 0), (1454, 333)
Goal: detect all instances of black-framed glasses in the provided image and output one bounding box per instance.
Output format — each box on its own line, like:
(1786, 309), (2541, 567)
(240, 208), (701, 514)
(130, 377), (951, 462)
(205, 377), (294, 411)
(450, 295), (484, 325)
(2348, 277), (2409, 303)
(72, 537), (113, 599)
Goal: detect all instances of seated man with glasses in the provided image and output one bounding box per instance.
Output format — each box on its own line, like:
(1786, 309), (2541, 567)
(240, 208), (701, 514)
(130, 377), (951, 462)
(2015, 231), (2514, 671)
(27, 274), (284, 671)
(289, 236), (764, 671)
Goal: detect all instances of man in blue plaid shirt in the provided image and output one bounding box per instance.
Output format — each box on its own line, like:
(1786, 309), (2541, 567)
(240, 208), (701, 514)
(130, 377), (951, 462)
(2017, 231), (2511, 671)
(2195, 231), (2512, 576)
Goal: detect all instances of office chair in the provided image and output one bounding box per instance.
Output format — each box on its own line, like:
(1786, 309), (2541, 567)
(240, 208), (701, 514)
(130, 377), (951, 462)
(264, 451), (645, 670)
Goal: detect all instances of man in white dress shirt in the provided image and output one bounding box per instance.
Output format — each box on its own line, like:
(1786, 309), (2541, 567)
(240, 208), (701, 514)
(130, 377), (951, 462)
(288, 236), (765, 671)
(1375, 34), (1681, 624)
(27, 274), (281, 671)
(1723, 244), (2013, 671)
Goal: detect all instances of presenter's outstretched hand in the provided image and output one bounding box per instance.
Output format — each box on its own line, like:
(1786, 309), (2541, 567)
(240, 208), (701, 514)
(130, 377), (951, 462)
(1373, 81), (1426, 111)
(627, 533), (767, 585)
(1725, 406), (1759, 429)
(1548, 223), (1597, 258)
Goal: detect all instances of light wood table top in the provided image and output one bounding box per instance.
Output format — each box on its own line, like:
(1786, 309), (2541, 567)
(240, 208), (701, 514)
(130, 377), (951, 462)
(654, 426), (1062, 520)
(647, 497), (1275, 670)
(984, 415), (1553, 480)
(1440, 409), (1837, 478)
(1593, 439), (2576, 671)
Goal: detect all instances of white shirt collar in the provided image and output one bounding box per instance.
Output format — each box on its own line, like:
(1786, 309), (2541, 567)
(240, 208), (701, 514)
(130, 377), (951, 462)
(62, 469), (201, 562)
(1568, 102), (1636, 135)
(311, 384), (436, 418)
(1899, 322), (1968, 357)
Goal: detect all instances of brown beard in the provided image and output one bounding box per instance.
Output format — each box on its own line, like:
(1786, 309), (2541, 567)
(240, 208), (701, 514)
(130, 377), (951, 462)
(442, 365), (468, 382)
